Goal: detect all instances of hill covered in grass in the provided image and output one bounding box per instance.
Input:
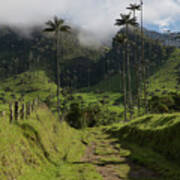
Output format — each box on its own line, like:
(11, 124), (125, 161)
(0, 70), (57, 112)
(0, 105), (104, 180)
(105, 113), (180, 179)
(148, 48), (180, 95)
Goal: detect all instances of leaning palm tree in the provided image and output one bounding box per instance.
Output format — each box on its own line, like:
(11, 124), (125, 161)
(115, 13), (138, 120)
(44, 16), (71, 121)
(115, 34), (128, 121)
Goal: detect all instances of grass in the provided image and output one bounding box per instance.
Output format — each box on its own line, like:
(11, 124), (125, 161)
(87, 73), (123, 92)
(0, 70), (58, 110)
(0, 105), (103, 180)
(104, 113), (180, 179)
(148, 48), (180, 95)
(0, 70), (69, 114)
(74, 92), (124, 118)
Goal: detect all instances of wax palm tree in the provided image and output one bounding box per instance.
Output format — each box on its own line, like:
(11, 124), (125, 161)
(141, 0), (148, 114)
(44, 16), (71, 121)
(127, 3), (141, 116)
(115, 13), (138, 120)
(115, 34), (128, 121)
(139, 0), (148, 114)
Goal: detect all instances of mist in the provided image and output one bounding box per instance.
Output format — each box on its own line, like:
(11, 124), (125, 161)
(0, 0), (180, 46)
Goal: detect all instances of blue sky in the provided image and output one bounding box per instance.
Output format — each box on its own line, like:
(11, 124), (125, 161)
(143, 0), (180, 33)
(0, 0), (179, 45)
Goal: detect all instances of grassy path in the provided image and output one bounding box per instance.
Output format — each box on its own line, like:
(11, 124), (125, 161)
(80, 128), (162, 180)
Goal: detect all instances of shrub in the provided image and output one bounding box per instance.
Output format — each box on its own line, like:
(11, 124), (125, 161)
(66, 102), (84, 129)
(66, 101), (119, 129)
(148, 94), (180, 113)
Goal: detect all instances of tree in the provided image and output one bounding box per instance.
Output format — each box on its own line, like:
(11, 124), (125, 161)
(115, 13), (138, 120)
(114, 34), (128, 121)
(127, 3), (141, 114)
(44, 16), (71, 122)
(140, 0), (148, 114)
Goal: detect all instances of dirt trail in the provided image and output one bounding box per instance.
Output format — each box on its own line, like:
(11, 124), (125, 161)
(82, 129), (159, 180)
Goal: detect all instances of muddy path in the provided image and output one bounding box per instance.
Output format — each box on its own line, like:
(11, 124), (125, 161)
(80, 129), (160, 180)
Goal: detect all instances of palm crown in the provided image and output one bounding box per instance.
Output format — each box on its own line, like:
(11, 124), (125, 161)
(115, 13), (138, 28)
(127, 3), (141, 12)
(44, 16), (71, 34)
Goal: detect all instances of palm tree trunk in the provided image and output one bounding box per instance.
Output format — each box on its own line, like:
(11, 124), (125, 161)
(56, 31), (61, 122)
(137, 46), (141, 116)
(123, 48), (127, 122)
(88, 68), (90, 88)
(126, 25), (133, 120)
(141, 1), (147, 114)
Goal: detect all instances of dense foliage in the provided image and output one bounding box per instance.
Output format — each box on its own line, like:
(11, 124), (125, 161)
(0, 26), (173, 90)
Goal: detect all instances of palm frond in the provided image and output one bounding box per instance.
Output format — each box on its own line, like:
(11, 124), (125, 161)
(43, 27), (55, 32)
(45, 20), (55, 29)
(44, 16), (71, 34)
(127, 3), (141, 11)
(60, 25), (71, 33)
(115, 19), (125, 26)
(115, 13), (138, 27)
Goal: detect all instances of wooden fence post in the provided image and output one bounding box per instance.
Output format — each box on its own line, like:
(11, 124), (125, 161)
(14, 101), (19, 121)
(26, 102), (31, 118)
(20, 102), (25, 120)
(2, 111), (6, 117)
(9, 103), (13, 123)
(31, 100), (35, 112)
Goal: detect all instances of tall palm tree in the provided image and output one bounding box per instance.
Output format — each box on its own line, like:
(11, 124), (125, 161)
(44, 16), (71, 121)
(139, 0), (148, 114)
(127, 3), (141, 116)
(115, 34), (128, 121)
(115, 13), (138, 120)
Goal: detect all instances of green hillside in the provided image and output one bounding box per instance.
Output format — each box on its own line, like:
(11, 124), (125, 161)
(0, 70), (58, 112)
(148, 49), (180, 95)
(0, 13), (180, 180)
(0, 105), (104, 180)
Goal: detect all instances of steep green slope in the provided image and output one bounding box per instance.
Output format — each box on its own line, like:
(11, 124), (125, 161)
(148, 48), (180, 95)
(0, 105), (102, 180)
(0, 70), (58, 112)
(86, 73), (122, 92)
(0, 70), (56, 99)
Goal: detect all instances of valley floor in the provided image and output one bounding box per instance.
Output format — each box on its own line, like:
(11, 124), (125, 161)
(1, 104), (180, 180)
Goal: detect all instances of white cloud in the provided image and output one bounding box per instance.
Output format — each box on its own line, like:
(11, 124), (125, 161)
(0, 0), (179, 46)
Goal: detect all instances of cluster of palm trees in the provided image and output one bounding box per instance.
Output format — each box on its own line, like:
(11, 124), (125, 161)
(43, 0), (147, 122)
(115, 0), (146, 121)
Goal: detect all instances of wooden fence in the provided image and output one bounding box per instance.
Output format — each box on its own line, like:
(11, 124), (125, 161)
(5, 98), (40, 123)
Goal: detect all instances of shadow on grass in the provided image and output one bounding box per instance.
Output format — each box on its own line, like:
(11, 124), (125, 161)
(16, 122), (58, 166)
(72, 160), (125, 167)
